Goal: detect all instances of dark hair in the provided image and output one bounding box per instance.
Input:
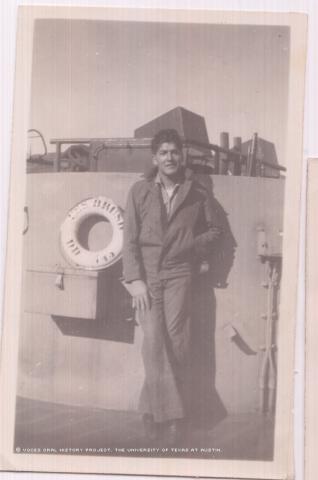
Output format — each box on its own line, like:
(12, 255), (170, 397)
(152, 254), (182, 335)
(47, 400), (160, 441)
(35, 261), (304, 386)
(151, 129), (183, 154)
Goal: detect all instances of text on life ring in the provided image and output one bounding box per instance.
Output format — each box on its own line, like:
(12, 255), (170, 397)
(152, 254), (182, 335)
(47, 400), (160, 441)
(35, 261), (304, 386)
(60, 196), (124, 270)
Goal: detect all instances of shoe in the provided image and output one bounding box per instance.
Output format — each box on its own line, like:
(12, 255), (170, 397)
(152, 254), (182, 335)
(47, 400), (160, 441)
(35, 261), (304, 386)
(142, 414), (158, 441)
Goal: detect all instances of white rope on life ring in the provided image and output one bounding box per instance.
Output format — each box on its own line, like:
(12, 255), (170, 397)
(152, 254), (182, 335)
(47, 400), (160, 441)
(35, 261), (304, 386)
(60, 196), (124, 270)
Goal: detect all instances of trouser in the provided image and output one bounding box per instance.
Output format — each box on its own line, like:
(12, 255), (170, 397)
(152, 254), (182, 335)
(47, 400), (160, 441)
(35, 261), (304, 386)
(138, 275), (192, 423)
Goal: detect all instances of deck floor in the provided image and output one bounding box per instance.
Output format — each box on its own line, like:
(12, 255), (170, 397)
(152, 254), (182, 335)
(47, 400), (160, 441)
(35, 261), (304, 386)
(14, 396), (275, 460)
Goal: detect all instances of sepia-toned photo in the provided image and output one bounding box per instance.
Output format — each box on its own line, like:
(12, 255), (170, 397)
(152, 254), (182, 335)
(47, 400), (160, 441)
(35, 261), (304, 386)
(0, 6), (306, 479)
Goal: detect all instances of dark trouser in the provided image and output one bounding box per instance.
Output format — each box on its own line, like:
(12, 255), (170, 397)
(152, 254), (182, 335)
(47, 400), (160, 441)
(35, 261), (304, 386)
(138, 275), (192, 423)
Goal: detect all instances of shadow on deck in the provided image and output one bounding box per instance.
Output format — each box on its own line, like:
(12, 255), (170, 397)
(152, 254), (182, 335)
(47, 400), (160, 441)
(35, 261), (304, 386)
(14, 396), (274, 460)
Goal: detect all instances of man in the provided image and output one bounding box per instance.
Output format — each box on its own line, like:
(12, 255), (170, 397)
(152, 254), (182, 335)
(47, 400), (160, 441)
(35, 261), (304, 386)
(123, 129), (221, 444)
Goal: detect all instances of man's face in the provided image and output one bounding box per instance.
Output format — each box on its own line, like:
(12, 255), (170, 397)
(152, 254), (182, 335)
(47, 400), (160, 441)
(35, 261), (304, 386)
(152, 142), (183, 178)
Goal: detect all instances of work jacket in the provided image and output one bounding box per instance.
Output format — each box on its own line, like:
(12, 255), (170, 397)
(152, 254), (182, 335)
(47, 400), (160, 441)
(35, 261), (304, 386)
(123, 167), (221, 282)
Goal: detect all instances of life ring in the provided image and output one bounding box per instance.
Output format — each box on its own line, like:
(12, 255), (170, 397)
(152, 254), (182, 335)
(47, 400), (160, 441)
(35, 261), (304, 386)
(60, 196), (124, 270)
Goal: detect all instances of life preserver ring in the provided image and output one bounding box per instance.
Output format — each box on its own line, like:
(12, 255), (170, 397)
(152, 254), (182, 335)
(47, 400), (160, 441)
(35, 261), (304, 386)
(60, 196), (124, 270)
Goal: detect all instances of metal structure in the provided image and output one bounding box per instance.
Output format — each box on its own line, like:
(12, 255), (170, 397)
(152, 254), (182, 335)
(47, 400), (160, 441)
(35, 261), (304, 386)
(45, 133), (286, 177)
(22, 108), (285, 416)
(28, 107), (285, 177)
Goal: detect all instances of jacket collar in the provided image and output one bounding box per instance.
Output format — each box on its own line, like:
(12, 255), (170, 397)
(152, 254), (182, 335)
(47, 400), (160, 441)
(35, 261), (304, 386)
(168, 173), (193, 222)
(145, 166), (194, 222)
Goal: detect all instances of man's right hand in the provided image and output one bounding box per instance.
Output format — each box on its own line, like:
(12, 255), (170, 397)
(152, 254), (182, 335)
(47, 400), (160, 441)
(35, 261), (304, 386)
(129, 280), (150, 313)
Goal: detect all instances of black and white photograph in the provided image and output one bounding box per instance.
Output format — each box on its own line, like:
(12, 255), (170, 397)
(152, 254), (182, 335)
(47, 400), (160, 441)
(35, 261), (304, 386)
(0, 6), (306, 479)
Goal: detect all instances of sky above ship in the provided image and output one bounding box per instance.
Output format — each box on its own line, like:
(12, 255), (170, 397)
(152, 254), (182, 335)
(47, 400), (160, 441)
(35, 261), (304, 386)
(29, 19), (289, 164)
